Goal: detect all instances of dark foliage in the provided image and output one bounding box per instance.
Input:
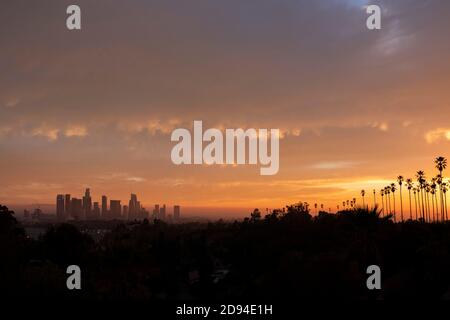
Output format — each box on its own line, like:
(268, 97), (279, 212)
(2, 203), (450, 300)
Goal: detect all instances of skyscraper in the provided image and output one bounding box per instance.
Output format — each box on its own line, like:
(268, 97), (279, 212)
(128, 193), (139, 220)
(93, 202), (100, 219)
(110, 200), (121, 219)
(56, 194), (65, 221)
(101, 195), (108, 218)
(65, 194), (71, 217)
(82, 188), (92, 220)
(174, 205), (180, 222)
(159, 204), (166, 221)
(123, 205), (129, 219)
(71, 198), (83, 220)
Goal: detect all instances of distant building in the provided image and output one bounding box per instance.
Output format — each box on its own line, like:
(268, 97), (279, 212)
(141, 208), (149, 220)
(56, 194), (65, 221)
(128, 194), (139, 220)
(123, 205), (129, 219)
(174, 205), (180, 222)
(65, 194), (71, 216)
(92, 202), (100, 219)
(110, 200), (121, 219)
(159, 204), (166, 221)
(101, 195), (108, 218)
(71, 198), (83, 220)
(82, 188), (92, 220)
(153, 204), (160, 220)
(32, 208), (43, 220)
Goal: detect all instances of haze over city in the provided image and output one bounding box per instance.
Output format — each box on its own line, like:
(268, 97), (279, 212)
(2, 0), (450, 217)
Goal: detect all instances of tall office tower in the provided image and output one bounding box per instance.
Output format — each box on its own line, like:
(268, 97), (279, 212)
(82, 188), (92, 220)
(128, 193), (139, 220)
(123, 205), (129, 220)
(56, 194), (65, 221)
(159, 204), (166, 221)
(71, 198), (83, 220)
(153, 204), (160, 219)
(65, 194), (71, 216)
(110, 200), (121, 219)
(174, 205), (180, 222)
(142, 208), (149, 220)
(101, 195), (108, 218)
(137, 201), (143, 219)
(92, 202), (100, 219)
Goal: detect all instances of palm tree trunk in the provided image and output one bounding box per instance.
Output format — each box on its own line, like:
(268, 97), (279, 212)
(432, 194), (435, 222)
(388, 194), (391, 215)
(421, 188), (426, 222)
(408, 190), (412, 220)
(445, 193), (448, 221)
(393, 194), (396, 222)
(435, 194), (439, 222)
(416, 193), (419, 220)
(400, 187), (404, 222)
(373, 193), (376, 210)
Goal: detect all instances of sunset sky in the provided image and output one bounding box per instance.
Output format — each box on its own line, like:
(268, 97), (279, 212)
(1, 0), (450, 217)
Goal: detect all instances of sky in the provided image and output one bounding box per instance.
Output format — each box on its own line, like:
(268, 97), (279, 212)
(1, 0), (450, 217)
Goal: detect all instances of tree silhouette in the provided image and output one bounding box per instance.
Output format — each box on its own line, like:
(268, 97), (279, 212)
(372, 189), (376, 209)
(443, 182), (448, 221)
(406, 178), (413, 220)
(430, 180), (437, 222)
(397, 176), (404, 222)
(413, 187), (419, 220)
(416, 171), (426, 221)
(361, 190), (366, 208)
(435, 156), (447, 221)
(390, 183), (397, 222)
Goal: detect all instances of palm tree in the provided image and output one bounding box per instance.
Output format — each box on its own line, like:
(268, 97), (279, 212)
(431, 185), (436, 222)
(430, 178), (437, 222)
(397, 176), (404, 222)
(406, 179), (413, 220)
(386, 187), (391, 214)
(443, 182), (448, 221)
(425, 183), (431, 222)
(373, 189), (376, 209)
(436, 174), (444, 221)
(435, 156), (447, 221)
(391, 183), (397, 222)
(361, 190), (366, 208)
(314, 203), (318, 214)
(380, 189), (385, 216)
(416, 171), (426, 221)
(413, 187), (418, 220)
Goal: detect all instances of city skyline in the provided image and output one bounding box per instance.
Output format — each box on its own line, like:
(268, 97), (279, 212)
(2, 1), (450, 216)
(53, 187), (181, 222)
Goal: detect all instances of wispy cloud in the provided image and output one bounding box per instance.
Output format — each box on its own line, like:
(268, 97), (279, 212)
(65, 125), (88, 138)
(425, 128), (450, 144)
(310, 161), (358, 170)
(31, 125), (59, 141)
